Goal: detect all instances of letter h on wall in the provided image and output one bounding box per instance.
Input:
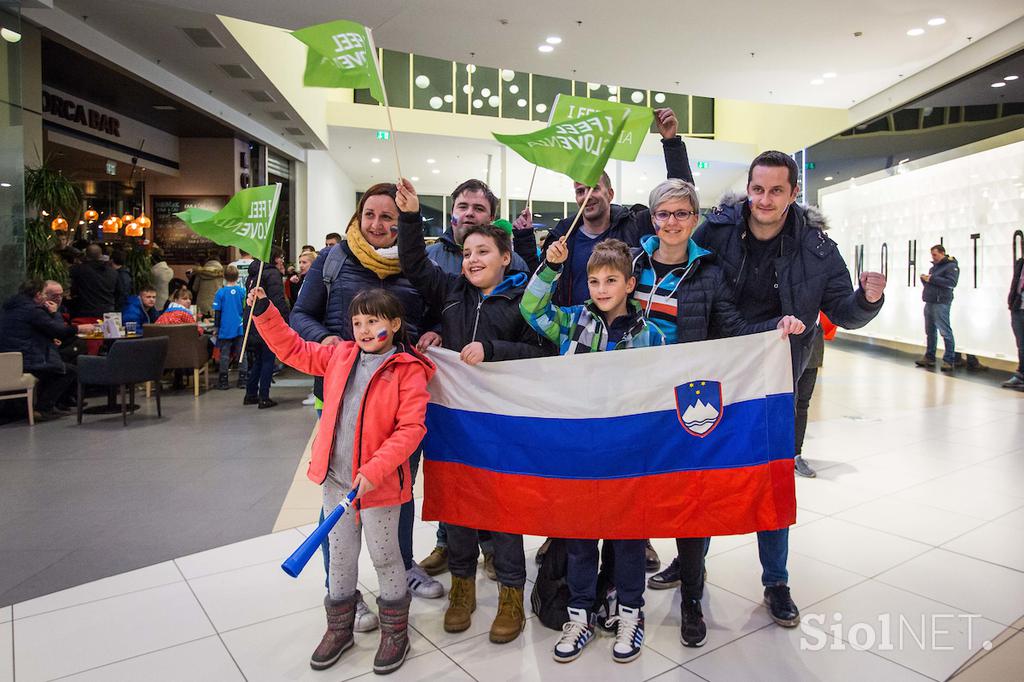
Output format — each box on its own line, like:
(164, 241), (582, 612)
(907, 239), (917, 287)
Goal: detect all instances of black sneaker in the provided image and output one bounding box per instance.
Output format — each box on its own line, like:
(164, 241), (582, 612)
(940, 362), (955, 373)
(680, 598), (707, 647)
(258, 398), (278, 409)
(966, 363), (988, 373)
(764, 584), (800, 627)
(243, 394), (259, 405)
(914, 356), (935, 368)
(644, 540), (661, 572)
(216, 374), (230, 390)
(647, 557), (680, 590)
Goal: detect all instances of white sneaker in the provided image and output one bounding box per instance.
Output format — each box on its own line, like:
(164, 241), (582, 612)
(302, 392), (316, 406)
(353, 592), (378, 632)
(406, 564), (444, 598)
(608, 605), (644, 663)
(553, 607), (594, 663)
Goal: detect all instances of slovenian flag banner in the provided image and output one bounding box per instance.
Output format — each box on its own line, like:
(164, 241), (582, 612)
(422, 331), (797, 539)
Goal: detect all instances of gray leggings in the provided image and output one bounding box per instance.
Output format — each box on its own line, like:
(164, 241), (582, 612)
(323, 477), (405, 602)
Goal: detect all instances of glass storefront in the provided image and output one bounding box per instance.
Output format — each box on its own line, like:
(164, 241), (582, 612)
(0, 1), (25, 296)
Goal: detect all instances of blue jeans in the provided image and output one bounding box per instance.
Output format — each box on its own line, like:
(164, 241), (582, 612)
(567, 539), (645, 610)
(924, 302), (956, 363)
(435, 523), (495, 554)
(245, 345), (275, 399)
(757, 528), (789, 586)
(217, 336), (242, 376)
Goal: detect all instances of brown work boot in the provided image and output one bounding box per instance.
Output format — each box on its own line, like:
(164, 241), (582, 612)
(310, 593), (357, 670)
(489, 584), (526, 643)
(418, 546), (449, 576)
(444, 575), (476, 633)
(373, 593), (411, 675)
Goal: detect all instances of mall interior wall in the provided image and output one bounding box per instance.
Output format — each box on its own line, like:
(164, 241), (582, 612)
(301, 149), (355, 248)
(820, 128), (1024, 363)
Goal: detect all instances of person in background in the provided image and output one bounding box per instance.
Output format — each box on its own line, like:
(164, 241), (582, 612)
(110, 249), (133, 311)
(213, 265), (246, 390)
(157, 287), (204, 333)
(69, 244), (118, 323)
(191, 254), (225, 318)
(302, 244), (317, 254)
(0, 279), (97, 421)
(1003, 252), (1024, 391)
(243, 247), (288, 409)
(325, 232), (342, 247)
(229, 250), (254, 290)
(121, 286), (159, 330)
(288, 251), (315, 308)
(150, 249), (175, 310)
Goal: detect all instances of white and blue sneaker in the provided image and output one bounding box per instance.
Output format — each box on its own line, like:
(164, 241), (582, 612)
(608, 605), (644, 663)
(553, 607), (594, 663)
(406, 564), (444, 598)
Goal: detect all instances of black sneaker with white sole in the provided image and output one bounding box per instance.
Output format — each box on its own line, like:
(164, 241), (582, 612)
(680, 597), (707, 647)
(647, 557), (681, 590)
(764, 584), (800, 627)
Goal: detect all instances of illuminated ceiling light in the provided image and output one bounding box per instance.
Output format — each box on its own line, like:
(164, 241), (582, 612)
(426, 158), (436, 164)
(443, 94), (454, 103)
(653, 92), (666, 104)
(535, 103), (548, 114)
(607, 85), (618, 94)
(371, 157), (381, 163)
(509, 84), (520, 94)
(501, 69), (516, 81)
(480, 88), (491, 98)
(466, 64), (476, 73)
(607, 95), (618, 102)
(488, 95), (500, 107)
(136, 214), (151, 230)
(414, 75), (430, 89)
(1, 28), (21, 43)
(538, 45), (554, 53)
(630, 91), (645, 104)
(411, 176), (419, 181)
(431, 169), (440, 174)
(462, 84), (472, 94)
(545, 36), (562, 45)
(1005, 75), (1019, 81)
(810, 79), (824, 85)
(516, 98), (527, 107)
(824, 176), (834, 181)
(991, 82), (1007, 88)
(927, 17), (946, 26)
(429, 96), (443, 109)
(0, 182), (10, 188)
(906, 28), (925, 36)
(472, 99), (482, 109)
(822, 72), (837, 79)
(693, 171), (701, 177)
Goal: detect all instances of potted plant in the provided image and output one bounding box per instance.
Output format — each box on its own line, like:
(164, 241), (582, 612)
(24, 162), (82, 285)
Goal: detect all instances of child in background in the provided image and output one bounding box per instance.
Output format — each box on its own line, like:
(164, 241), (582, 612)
(156, 287), (203, 335)
(212, 265), (245, 390)
(520, 238), (664, 664)
(395, 177), (551, 646)
(249, 286), (434, 675)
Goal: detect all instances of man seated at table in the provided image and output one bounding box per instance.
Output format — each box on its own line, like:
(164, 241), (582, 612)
(121, 286), (159, 331)
(0, 279), (97, 421)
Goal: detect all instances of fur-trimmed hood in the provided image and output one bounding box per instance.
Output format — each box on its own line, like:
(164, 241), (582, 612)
(711, 191), (830, 232)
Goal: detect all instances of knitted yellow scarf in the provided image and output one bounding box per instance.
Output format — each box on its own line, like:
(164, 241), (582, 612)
(345, 218), (402, 279)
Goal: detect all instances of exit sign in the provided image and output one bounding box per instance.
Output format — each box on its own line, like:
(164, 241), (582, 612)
(805, 161), (816, 170)
(696, 161), (709, 169)
(376, 130), (390, 141)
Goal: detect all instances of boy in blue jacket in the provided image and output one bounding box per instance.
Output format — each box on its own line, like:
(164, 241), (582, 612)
(212, 265), (245, 389)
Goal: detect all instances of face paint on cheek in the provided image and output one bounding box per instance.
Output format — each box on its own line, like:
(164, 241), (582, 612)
(376, 328), (389, 342)
(389, 225), (399, 234)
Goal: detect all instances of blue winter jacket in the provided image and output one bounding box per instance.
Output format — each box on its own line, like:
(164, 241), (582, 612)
(120, 295), (158, 329)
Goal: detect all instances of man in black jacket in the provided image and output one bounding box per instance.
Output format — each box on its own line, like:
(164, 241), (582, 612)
(0, 280), (97, 420)
(691, 150), (886, 629)
(914, 245), (985, 372)
(1002, 255), (1024, 390)
(69, 244), (118, 320)
(534, 108), (693, 307)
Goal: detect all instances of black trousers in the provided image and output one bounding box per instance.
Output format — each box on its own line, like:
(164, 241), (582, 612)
(794, 367), (819, 456)
(33, 364), (77, 411)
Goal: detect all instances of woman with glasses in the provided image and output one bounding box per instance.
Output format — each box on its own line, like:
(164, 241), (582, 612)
(630, 178), (805, 648)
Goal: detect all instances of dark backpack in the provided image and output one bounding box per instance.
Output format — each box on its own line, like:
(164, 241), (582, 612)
(321, 244), (349, 300)
(530, 539), (617, 631)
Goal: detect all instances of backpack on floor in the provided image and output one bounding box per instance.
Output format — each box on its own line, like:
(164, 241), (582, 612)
(530, 539), (617, 631)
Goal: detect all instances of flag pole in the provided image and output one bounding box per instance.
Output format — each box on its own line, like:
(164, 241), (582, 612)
(368, 30), (402, 180)
(524, 165), (538, 212)
(561, 185), (595, 242)
(239, 259), (265, 358)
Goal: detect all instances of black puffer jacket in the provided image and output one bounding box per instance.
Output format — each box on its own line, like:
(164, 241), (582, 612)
(70, 259), (119, 318)
(630, 235), (779, 343)
(540, 136), (694, 306)
(426, 230), (529, 276)
(398, 212), (552, 361)
(694, 193), (883, 378)
(1009, 258), (1024, 311)
(244, 259), (289, 347)
(0, 293), (76, 373)
(922, 256), (959, 304)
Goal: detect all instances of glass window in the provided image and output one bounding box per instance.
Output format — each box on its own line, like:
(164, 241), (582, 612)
(651, 92), (690, 133)
(381, 49), (410, 109)
(501, 69), (530, 121)
(412, 55), (453, 113)
(531, 75), (572, 122)
(419, 194), (445, 237)
(621, 87), (648, 109)
(691, 96), (713, 135)
(509, 199), (566, 232)
(455, 62), (473, 115)
(922, 107), (945, 129)
(471, 65), (500, 117)
(893, 109), (920, 131)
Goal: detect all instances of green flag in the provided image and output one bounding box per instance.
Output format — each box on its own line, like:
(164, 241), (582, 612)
(550, 94), (654, 162)
(175, 184), (281, 262)
(292, 19), (385, 102)
(493, 108), (630, 187)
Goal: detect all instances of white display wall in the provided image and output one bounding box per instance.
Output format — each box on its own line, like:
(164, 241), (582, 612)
(819, 134), (1024, 361)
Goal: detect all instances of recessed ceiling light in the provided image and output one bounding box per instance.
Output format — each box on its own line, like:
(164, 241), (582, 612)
(538, 45), (554, 53)
(693, 172), (701, 177)
(431, 169), (440, 174)
(992, 82), (1007, 88)
(371, 157), (380, 163)
(810, 79), (824, 85)
(822, 72), (837, 79)
(927, 17), (946, 26)
(546, 36), (562, 45)
(426, 158), (435, 164)
(411, 176), (419, 181)
(1005, 75), (1019, 81)
(906, 28), (925, 37)
(0, 182), (10, 187)
(153, 105), (176, 111)
(1, 28), (22, 43)
(824, 176), (834, 181)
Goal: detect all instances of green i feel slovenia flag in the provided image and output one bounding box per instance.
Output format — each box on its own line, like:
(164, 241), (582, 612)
(292, 19), (385, 102)
(493, 107), (631, 187)
(175, 184), (281, 262)
(549, 94), (654, 162)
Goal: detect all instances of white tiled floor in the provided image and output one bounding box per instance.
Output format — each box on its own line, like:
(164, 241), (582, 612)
(6, 347), (1024, 681)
